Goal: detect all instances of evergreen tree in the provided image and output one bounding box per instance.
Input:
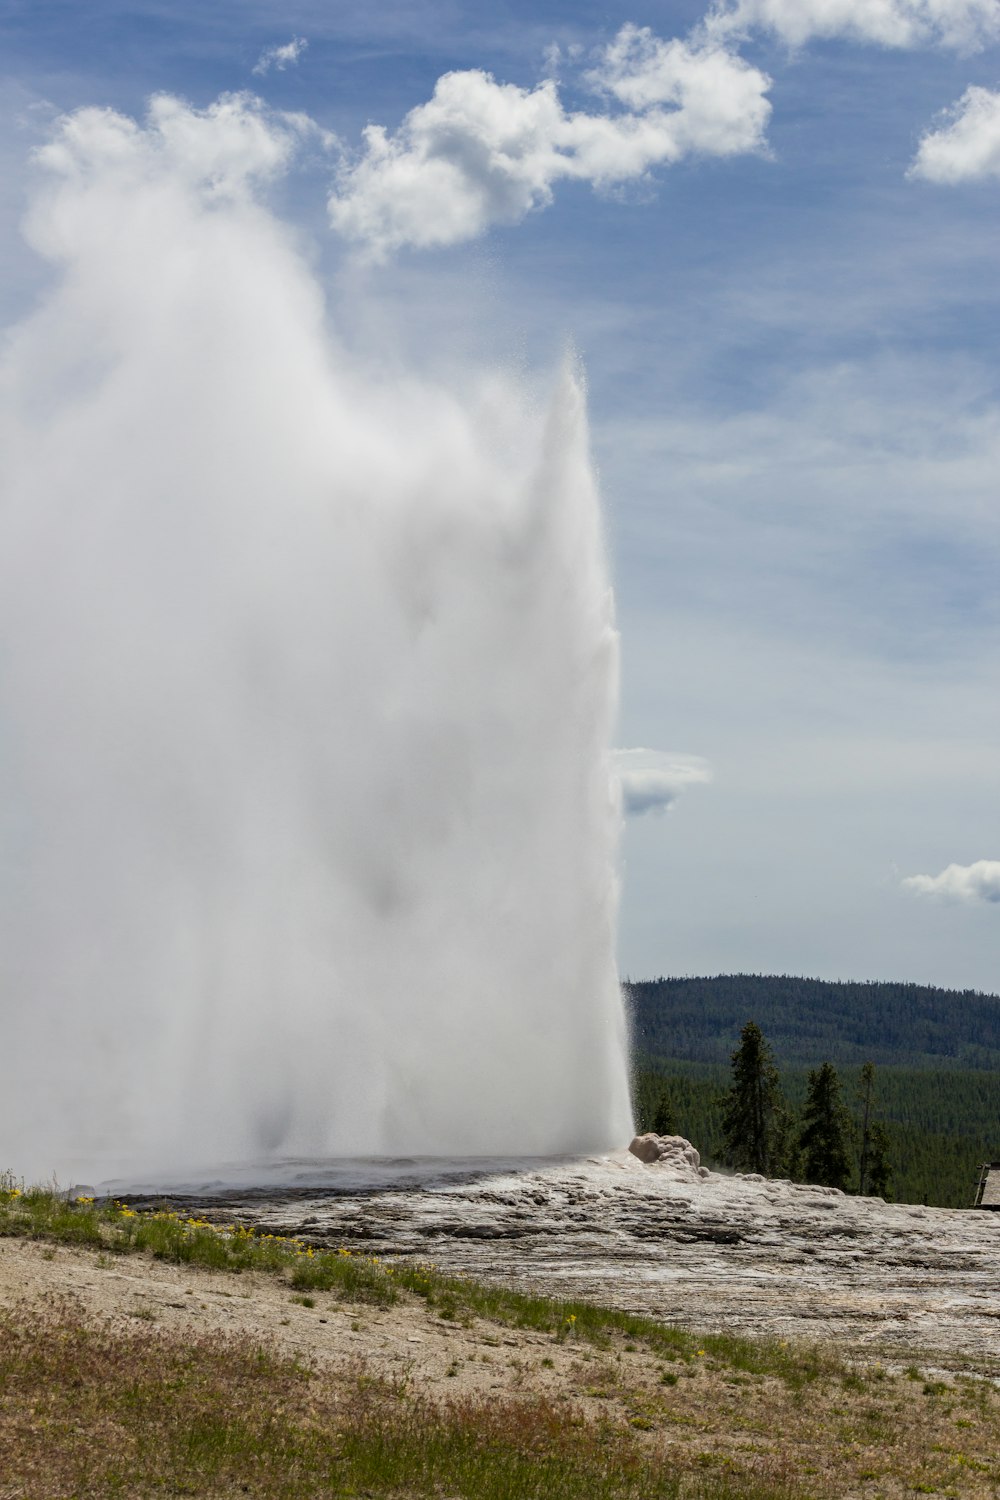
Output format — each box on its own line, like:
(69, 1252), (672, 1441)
(799, 1062), (852, 1190)
(851, 1068), (893, 1194)
(856, 1061), (893, 1197)
(650, 1087), (676, 1135)
(864, 1120), (893, 1198)
(857, 1061), (876, 1195)
(771, 1099), (802, 1181)
(633, 1074), (676, 1136)
(721, 1021), (784, 1175)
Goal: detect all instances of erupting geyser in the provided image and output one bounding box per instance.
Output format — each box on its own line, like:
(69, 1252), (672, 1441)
(0, 96), (633, 1182)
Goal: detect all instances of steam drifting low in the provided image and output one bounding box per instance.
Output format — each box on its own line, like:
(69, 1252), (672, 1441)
(0, 95), (633, 1182)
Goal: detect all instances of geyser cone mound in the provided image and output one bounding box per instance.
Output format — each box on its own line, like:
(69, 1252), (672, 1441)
(0, 97), (632, 1181)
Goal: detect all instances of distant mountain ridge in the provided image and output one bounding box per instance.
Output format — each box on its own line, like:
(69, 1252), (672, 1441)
(626, 974), (1000, 1071)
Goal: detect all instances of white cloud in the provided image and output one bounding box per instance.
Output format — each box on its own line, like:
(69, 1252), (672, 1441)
(252, 37), (309, 78)
(706, 0), (999, 49)
(591, 23), (774, 155)
(327, 28), (771, 259)
(902, 860), (1000, 902)
(910, 86), (1000, 181)
(613, 749), (712, 817)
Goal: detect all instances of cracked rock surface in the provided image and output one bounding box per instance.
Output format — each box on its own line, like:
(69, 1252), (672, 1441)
(120, 1147), (1000, 1374)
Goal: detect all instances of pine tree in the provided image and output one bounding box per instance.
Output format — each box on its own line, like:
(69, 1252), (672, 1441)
(799, 1062), (852, 1190)
(771, 1099), (802, 1181)
(721, 1020), (784, 1176)
(651, 1089), (677, 1137)
(856, 1061), (893, 1198)
(864, 1120), (893, 1198)
(857, 1061), (876, 1196)
(633, 1073), (677, 1136)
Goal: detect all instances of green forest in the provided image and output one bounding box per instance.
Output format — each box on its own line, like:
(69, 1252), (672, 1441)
(627, 975), (1000, 1209)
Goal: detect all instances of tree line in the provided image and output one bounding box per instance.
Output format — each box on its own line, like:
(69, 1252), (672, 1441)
(627, 974), (1000, 1070)
(637, 1020), (893, 1196)
(632, 1059), (995, 1207)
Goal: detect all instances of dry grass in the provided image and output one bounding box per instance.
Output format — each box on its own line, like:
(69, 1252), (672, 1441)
(0, 1304), (801, 1500)
(2, 1291), (999, 1500)
(2, 1176), (1000, 1498)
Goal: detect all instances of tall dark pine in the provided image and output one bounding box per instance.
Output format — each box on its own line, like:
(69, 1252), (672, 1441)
(857, 1061), (892, 1198)
(721, 1021), (783, 1176)
(864, 1121), (893, 1199)
(650, 1089), (676, 1137)
(857, 1061), (875, 1195)
(799, 1061), (853, 1190)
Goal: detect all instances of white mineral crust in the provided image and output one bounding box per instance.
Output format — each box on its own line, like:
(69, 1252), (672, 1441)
(117, 1142), (1000, 1376)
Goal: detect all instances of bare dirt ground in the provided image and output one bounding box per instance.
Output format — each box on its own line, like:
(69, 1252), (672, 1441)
(0, 1234), (568, 1405)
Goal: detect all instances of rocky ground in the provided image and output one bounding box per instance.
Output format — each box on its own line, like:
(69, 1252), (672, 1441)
(115, 1139), (1000, 1377)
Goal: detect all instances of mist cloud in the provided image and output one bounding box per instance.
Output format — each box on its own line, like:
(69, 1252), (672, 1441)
(327, 27), (771, 260)
(29, 93), (318, 220)
(902, 860), (1000, 902)
(0, 88), (633, 1178)
(613, 750), (712, 817)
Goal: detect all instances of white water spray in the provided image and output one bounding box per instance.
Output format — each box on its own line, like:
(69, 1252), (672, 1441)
(0, 96), (633, 1182)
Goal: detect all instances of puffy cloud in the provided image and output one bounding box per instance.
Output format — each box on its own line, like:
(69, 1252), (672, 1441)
(591, 23), (774, 154)
(327, 29), (771, 259)
(585, 28), (772, 163)
(613, 750), (712, 817)
(252, 37), (309, 77)
(910, 85), (1000, 181)
(902, 860), (1000, 902)
(706, 0), (1000, 50)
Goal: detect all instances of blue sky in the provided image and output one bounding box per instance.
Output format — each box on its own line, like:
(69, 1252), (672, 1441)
(2, 0), (999, 990)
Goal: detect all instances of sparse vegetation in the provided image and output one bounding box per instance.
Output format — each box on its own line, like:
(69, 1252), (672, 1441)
(3, 1294), (998, 1499)
(0, 1170), (398, 1301)
(0, 1302), (831, 1500)
(3, 1175), (1000, 1497)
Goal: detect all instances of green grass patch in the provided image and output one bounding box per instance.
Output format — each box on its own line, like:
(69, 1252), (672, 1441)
(389, 1259), (840, 1386)
(0, 1170), (396, 1305)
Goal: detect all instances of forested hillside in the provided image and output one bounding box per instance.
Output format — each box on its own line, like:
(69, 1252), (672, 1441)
(628, 975), (1000, 1209)
(627, 974), (1000, 1069)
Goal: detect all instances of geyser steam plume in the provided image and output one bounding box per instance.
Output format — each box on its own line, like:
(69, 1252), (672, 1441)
(0, 96), (633, 1182)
